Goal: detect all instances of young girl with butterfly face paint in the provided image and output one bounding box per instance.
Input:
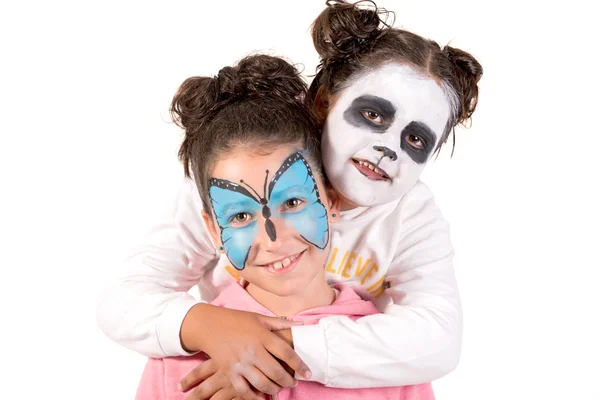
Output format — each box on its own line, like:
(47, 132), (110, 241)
(135, 65), (434, 398)
(97, 1), (483, 398)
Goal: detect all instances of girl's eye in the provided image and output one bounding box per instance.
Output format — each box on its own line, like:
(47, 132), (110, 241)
(230, 212), (253, 226)
(235, 213), (250, 222)
(283, 198), (304, 210)
(406, 134), (425, 149)
(360, 110), (383, 125)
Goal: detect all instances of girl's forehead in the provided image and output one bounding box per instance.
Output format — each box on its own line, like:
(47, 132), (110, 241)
(213, 146), (293, 180)
(344, 64), (435, 90)
(334, 64), (452, 136)
(212, 145), (323, 188)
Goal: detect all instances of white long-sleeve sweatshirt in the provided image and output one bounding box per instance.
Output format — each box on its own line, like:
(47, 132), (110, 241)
(96, 177), (461, 388)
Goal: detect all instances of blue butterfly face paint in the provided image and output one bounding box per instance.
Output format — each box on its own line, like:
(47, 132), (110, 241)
(208, 152), (329, 270)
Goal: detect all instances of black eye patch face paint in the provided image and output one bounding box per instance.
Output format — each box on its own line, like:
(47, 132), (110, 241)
(343, 95), (396, 133)
(400, 121), (437, 164)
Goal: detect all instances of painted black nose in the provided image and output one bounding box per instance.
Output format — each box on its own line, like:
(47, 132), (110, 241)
(373, 145), (398, 161)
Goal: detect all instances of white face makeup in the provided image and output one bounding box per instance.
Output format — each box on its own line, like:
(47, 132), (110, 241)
(321, 64), (453, 206)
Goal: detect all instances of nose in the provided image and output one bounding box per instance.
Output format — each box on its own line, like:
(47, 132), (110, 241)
(373, 145), (398, 161)
(256, 214), (283, 251)
(262, 205), (277, 242)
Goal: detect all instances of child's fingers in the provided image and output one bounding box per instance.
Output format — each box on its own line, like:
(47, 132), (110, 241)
(265, 336), (311, 380)
(240, 364), (283, 395)
(230, 373), (265, 400)
(248, 347), (293, 390)
(259, 315), (304, 331)
(184, 370), (229, 400)
(209, 387), (242, 400)
(210, 387), (261, 400)
(179, 358), (218, 392)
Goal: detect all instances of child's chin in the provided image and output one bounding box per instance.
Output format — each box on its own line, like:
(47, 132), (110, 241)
(268, 280), (303, 297)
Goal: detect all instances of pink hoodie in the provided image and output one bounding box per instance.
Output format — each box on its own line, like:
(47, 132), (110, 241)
(136, 283), (435, 400)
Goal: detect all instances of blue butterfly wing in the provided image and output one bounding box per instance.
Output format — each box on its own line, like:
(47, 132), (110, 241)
(268, 153), (329, 249)
(208, 179), (260, 270)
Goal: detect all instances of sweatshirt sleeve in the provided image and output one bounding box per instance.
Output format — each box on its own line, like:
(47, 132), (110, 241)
(291, 183), (461, 388)
(96, 178), (218, 357)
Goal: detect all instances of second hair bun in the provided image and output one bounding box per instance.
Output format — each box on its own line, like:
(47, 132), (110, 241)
(312, 0), (384, 64)
(217, 55), (305, 103)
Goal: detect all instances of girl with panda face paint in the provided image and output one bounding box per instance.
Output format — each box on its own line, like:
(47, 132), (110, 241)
(320, 64), (455, 207)
(310, 1), (481, 208)
(97, 1), (482, 399)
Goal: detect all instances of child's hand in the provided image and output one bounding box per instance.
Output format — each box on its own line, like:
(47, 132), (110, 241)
(179, 358), (257, 400)
(180, 304), (310, 400)
(272, 329), (293, 347)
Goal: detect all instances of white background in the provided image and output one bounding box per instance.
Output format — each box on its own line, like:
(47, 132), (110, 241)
(1, 0), (599, 398)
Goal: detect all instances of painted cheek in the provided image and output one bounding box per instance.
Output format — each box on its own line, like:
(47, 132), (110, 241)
(329, 114), (362, 148)
(221, 222), (259, 271)
(326, 125), (371, 168)
(281, 209), (328, 249)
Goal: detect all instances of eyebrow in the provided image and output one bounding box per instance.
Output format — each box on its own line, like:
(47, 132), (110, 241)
(270, 184), (311, 200)
(347, 95), (397, 117)
(218, 199), (259, 216)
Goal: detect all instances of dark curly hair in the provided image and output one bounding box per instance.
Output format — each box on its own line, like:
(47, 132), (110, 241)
(309, 0), (483, 153)
(171, 54), (321, 215)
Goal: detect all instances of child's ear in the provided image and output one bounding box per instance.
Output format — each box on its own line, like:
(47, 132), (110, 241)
(326, 186), (341, 223)
(201, 210), (221, 249)
(313, 86), (330, 127)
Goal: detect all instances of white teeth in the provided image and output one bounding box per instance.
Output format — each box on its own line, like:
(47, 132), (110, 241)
(375, 168), (382, 174)
(267, 253), (300, 270)
(368, 164), (375, 170)
(358, 161), (364, 165)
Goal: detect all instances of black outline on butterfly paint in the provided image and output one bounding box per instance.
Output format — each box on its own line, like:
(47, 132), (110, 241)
(208, 152), (329, 270)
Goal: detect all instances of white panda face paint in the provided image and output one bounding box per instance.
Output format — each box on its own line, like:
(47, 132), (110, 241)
(321, 64), (453, 206)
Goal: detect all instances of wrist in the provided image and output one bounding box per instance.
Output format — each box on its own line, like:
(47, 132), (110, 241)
(180, 303), (213, 353)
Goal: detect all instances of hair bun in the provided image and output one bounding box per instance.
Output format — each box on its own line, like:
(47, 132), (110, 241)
(443, 46), (483, 83)
(170, 76), (217, 131)
(443, 45), (483, 124)
(217, 55), (305, 104)
(171, 55), (305, 132)
(312, 0), (388, 65)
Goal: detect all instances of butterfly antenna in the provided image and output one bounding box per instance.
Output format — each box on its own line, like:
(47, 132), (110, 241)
(263, 170), (269, 200)
(239, 179), (263, 200)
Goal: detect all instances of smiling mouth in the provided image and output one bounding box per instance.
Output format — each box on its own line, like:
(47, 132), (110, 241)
(351, 158), (391, 181)
(260, 251), (304, 271)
